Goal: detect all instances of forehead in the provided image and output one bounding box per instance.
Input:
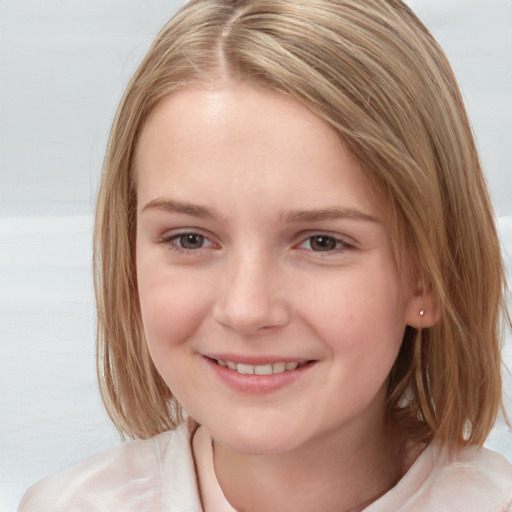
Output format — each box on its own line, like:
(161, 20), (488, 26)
(134, 82), (387, 223)
(135, 82), (342, 174)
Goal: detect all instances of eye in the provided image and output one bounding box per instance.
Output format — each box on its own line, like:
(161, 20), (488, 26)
(300, 234), (347, 252)
(167, 232), (213, 250)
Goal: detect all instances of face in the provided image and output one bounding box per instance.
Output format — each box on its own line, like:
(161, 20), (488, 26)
(135, 82), (424, 455)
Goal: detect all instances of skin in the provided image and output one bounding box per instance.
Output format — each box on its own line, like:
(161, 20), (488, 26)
(135, 82), (436, 511)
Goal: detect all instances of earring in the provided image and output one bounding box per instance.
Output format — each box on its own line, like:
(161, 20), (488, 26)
(419, 309), (425, 317)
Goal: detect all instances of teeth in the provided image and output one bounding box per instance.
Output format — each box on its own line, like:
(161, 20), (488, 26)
(272, 362), (286, 374)
(216, 359), (306, 375)
(254, 364), (273, 375)
(237, 363), (255, 375)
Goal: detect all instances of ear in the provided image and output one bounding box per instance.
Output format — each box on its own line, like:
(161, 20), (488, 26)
(404, 282), (440, 329)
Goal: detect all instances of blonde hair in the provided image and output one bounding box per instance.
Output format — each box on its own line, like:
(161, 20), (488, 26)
(94, 0), (508, 448)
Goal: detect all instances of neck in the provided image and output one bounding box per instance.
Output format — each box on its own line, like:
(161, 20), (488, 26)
(213, 413), (407, 512)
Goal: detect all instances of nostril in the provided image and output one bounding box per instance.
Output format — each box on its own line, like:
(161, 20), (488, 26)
(212, 297), (290, 334)
(212, 263), (291, 334)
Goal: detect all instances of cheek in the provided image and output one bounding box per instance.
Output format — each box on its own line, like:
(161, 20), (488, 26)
(138, 276), (204, 349)
(135, 245), (214, 355)
(136, 270), (214, 402)
(303, 269), (408, 370)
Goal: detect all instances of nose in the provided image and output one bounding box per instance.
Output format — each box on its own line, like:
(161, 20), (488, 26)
(212, 250), (291, 336)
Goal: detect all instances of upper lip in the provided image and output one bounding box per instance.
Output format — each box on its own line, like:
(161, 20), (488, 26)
(203, 354), (313, 365)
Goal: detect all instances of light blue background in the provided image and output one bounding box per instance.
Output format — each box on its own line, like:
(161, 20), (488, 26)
(1, 2), (511, 511)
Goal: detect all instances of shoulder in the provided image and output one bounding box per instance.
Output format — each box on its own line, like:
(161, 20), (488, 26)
(404, 444), (512, 511)
(373, 443), (512, 511)
(18, 424), (202, 512)
(434, 445), (511, 490)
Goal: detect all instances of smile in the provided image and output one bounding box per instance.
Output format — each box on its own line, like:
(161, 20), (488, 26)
(205, 356), (315, 394)
(216, 359), (308, 375)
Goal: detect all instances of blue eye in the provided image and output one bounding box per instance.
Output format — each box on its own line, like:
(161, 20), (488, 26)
(301, 235), (343, 252)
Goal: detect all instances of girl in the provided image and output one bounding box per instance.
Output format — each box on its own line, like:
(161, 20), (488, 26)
(19, 0), (512, 510)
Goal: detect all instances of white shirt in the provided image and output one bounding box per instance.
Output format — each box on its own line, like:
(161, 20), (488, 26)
(19, 423), (512, 511)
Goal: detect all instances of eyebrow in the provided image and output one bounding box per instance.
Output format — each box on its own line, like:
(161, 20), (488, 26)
(141, 198), (378, 224)
(282, 207), (379, 223)
(141, 198), (221, 220)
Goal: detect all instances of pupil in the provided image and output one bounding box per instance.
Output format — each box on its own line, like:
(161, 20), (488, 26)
(311, 235), (336, 251)
(181, 234), (203, 249)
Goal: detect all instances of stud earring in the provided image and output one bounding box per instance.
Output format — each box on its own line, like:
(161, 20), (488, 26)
(419, 309), (425, 317)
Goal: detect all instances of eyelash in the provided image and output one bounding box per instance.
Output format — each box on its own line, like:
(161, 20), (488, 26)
(158, 231), (354, 256)
(298, 234), (353, 254)
(158, 231), (215, 254)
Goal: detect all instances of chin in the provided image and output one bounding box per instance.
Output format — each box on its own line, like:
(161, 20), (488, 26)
(217, 434), (297, 456)
(206, 419), (309, 456)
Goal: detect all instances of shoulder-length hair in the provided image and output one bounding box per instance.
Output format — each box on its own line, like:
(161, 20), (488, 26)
(94, 0), (508, 449)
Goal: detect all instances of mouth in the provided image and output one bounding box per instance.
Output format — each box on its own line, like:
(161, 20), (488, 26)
(213, 358), (309, 375)
(204, 355), (315, 394)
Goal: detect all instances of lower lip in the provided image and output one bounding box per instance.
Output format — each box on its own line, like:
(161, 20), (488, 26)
(204, 358), (314, 395)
